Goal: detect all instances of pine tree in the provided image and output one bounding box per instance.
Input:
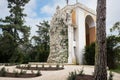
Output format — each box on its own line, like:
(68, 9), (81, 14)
(0, 0), (30, 63)
(32, 21), (50, 62)
(94, 0), (107, 80)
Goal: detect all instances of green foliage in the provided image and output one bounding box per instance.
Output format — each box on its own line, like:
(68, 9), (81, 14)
(107, 35), (119, 69)
(56, 64), (60, 69)
(31, 21), (50, 62)
(20, 69), (26, 75)
(67, 68), (84, 80)
(0, 0), (30, 63)
(110, 22), (120, 35)
(0, 67), (7, 77)
(84, 42), (95, 65)
(108, 71), (113, 80)
(111, 64), (120, 73)
(67, 71), (77, 80)
(13, 70), (19, 77)
(36, 70), (41, 76)
(36, 64), (38, 69)
(31, 70), (34, 74)
(27, 64), (31, 69)
(62, 64), (64, 68)
(49, 64), (51, 68)
(42, 64), (44, 68)
(108, 22), (120, 69)
(78, 67), (84, 76)
(84, 36), (120, 69)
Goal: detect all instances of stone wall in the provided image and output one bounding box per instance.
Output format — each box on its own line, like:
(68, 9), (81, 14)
(47, 6), (68, 63)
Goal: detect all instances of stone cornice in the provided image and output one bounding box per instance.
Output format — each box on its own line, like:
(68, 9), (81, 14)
(61, 3), (96, 16)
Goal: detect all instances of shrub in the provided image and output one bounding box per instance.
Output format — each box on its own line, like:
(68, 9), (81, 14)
(78, 67), (84, 76)
(49, 64), (51, 68)
(36, 64), (38, 69)
(67, 71), (77, 80)
(36, 70), (41, 76)
(0, 67), (7, 76)
(109, 71), (113, 80)
(16, 65), (20, 68)
(62, 64), (64, 68)
(67, 68), (85, 80)
(84, 42), (95, 65)
(42, 64), (44, 68)
(56, 64), (59, 69)
(27, 64), (31, 69)
(7, 69), (9, 72)
(31, 70), (34, 74)
(84, 37), (119, 69)
(13, 70), (19, 77)
(20, 69), (26, 75)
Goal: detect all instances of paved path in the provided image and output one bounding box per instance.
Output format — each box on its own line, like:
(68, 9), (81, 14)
(0, 65), (120, 80)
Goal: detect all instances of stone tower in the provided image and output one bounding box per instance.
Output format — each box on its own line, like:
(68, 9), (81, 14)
(47, 3), (96, 64)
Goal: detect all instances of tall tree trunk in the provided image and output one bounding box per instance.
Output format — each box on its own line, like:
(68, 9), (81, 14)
(94, 0), (107, 80)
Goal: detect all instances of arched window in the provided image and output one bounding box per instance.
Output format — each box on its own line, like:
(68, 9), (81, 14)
(85, 15), (96, 45)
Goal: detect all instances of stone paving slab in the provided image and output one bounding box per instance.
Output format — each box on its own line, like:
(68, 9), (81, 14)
(0, 65), (119, 80)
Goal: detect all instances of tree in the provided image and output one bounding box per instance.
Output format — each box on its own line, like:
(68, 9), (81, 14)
(0, 0), (30, 63)
(110, 22), (120, 36)
(32, 21), (50, 62)
(107, 35), (119, 69)
(108, 22), (120, 68)
(94, 0), (107, 80)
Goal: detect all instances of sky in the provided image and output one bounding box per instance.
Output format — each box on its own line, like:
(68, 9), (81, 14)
(0, 0), (120, 37)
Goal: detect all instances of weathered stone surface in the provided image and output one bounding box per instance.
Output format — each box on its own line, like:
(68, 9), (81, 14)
(47, 6), (68, 63)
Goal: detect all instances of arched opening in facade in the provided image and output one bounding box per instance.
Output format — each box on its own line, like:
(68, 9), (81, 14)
(85, 15), (95, 46)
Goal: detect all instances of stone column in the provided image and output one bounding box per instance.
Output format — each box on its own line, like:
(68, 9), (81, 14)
(67, 10), (76, 64)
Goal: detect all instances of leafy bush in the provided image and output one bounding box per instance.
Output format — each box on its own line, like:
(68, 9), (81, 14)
(67, 71), (77, 80)
(84, 42), (95, 65)
(36, 64), (38, 69)
(49, 64), (51, 68)
(20, 69), (26, 75)
(13, 70), (19, 77)
(27, 64), (31, 69)
(78, 67), (84, 76)
(16, 65), (20, 68)
(36, 70), (41, 76)
(108, 71), (113, 80)
(62, 64), (64, 68)
(31, 70), (34, 74)
(67, 68), (84, 80)
(0, 67), (7, 76)
(56, 64), (59, 69)
(42, 64), (44, 68)
(84, 36), (120, 69)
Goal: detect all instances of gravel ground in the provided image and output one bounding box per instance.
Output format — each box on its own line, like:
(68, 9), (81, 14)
(0, 65), (119, 80)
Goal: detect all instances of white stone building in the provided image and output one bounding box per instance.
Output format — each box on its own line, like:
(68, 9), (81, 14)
(47, 3), (96, 64)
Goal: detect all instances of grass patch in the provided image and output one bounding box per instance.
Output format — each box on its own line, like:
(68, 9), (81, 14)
(111, 64), (120, 73)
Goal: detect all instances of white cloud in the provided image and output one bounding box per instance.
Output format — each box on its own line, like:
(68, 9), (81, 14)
(40, 0), (66, 16)
(41, 5), (55, 15)
(24, 0), (37, 18)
